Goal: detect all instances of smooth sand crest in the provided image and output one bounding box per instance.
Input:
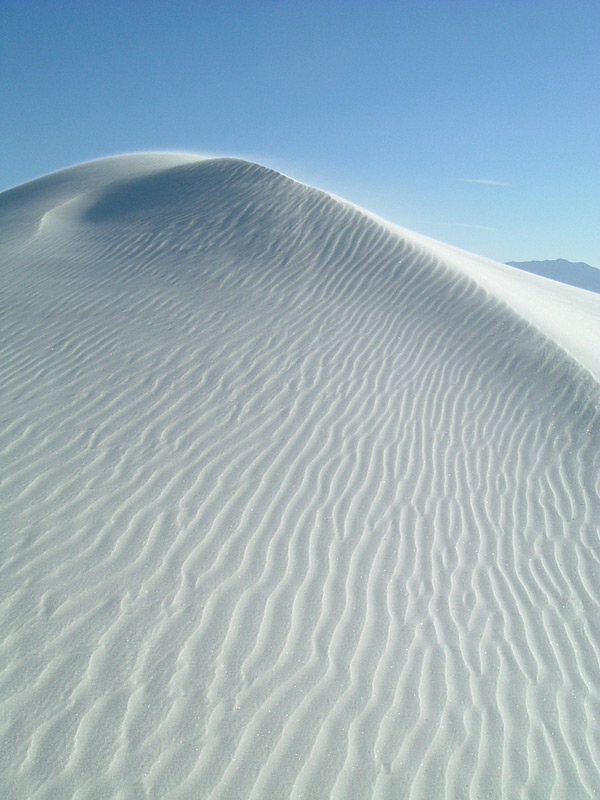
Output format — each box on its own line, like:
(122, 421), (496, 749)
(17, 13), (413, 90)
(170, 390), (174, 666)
(1, 155), (599, 799)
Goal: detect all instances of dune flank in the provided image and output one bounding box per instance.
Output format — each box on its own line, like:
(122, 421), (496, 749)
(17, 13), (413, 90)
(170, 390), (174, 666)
(1, 155), (599, 799)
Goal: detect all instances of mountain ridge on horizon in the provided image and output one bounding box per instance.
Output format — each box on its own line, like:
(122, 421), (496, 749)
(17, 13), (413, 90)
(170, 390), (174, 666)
(506, 257), (600, 293)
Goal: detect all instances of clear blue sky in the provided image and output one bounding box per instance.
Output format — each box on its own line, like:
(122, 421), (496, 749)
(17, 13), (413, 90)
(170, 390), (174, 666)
(2, 0), (599, 265)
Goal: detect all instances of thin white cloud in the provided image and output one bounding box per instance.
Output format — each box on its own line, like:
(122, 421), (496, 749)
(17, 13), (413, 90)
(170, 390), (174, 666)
(459, 178), (508, 186)
(414, 220), (496, 231)
(453, 222), (496, 230)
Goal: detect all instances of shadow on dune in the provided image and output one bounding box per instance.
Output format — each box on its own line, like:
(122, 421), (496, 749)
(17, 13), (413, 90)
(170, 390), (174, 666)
(83, 159), (279, 224)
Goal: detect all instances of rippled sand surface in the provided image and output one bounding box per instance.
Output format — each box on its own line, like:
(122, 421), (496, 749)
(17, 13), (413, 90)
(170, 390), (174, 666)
(1, 155), (599, 799)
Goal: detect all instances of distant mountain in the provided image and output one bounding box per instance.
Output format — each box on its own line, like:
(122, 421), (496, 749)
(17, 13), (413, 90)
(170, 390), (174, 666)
(506, 258), (600, 293)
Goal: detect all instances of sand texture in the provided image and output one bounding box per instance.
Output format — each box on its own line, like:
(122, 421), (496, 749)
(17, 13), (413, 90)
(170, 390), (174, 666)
(1, 155), (599, 799)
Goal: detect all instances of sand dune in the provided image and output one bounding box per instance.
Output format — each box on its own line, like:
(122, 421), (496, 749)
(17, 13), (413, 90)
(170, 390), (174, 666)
(1, 154), (599, 799)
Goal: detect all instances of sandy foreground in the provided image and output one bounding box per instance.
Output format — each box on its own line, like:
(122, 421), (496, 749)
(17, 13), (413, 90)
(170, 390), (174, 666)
(1, 154), (599, 799)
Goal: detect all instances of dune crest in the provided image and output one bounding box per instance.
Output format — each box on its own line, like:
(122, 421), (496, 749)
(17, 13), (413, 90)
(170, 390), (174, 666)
(1, 155), (599, 799)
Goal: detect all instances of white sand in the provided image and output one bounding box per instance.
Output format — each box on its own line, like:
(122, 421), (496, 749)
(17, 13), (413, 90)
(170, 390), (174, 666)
(1, 154), (599, 799)
(506, 260), (600, 296)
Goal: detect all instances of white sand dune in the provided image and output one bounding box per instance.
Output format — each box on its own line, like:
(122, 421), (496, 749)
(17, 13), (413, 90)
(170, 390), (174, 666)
(1, 154), (599, 800)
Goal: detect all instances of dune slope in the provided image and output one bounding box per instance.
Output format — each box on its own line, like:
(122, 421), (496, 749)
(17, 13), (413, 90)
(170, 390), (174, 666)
(507, 259), (600, 295)
(1, 155), (599, 800)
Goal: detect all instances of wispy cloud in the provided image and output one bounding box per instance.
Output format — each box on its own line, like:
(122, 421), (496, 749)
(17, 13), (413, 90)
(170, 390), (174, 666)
(452, 222), (496, 230)
(459, 178), (508, 186)
(414, 220), (496, 231)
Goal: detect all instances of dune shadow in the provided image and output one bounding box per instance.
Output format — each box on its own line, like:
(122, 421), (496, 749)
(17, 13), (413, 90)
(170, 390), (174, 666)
(82, 159), (272, 225)
(83, 165), (201, 222)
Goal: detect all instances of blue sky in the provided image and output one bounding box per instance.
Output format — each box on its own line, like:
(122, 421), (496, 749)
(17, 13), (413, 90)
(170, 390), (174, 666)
(2, 1), (598, 265)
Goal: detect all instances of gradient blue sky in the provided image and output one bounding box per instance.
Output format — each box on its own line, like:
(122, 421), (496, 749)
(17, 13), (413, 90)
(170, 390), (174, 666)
(2, 1), (599, 265)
